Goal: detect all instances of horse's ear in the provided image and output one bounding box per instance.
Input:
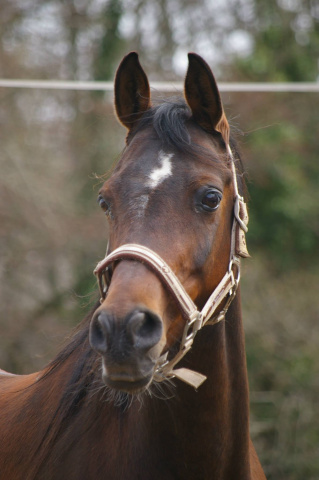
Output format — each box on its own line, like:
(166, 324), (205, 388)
(184, 53), (229, 146)
(114, 52), (151, 131)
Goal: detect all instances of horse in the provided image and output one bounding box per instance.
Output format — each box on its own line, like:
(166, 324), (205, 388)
(0, 52), (266, 479)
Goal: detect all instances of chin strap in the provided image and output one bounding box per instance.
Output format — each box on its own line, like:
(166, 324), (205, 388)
(93, 146), (249, 389)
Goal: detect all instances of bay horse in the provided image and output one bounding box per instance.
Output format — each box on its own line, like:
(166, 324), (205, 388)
(0, 53), (266, 479)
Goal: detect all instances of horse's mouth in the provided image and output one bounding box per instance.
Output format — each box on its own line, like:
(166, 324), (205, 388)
(101, 357), (154, 393)
(102, 372), (153, 394)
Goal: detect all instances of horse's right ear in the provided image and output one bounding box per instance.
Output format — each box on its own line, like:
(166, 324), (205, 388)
(114, 52), (151, 132)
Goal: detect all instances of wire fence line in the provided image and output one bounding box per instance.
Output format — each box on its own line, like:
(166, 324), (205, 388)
(0, 79), (319, 92)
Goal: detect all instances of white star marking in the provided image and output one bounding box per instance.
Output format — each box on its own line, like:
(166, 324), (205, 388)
(147, 151), (174, 189)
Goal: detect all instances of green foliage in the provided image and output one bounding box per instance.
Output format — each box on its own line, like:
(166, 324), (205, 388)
(235, 0), (319, 81)
(242, 257), (319, 479)
(246, 114), (319, 270)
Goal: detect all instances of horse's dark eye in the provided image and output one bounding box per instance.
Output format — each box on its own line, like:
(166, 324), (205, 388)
(98, 195), (110, 215)
(201, 190), (222, 211)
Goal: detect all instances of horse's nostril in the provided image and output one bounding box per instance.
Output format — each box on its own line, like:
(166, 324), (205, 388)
(95, 319), (105, 343)
(129, 311), (147, 336)
(128, 310), (162, 351)
(89, 311), (111, 354)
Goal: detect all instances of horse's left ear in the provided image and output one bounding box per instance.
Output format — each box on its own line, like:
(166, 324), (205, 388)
(184, 53), (229, 146)
(114, 52), (151, 132)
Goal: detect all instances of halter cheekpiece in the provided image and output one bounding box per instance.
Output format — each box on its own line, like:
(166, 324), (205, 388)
(93, 145), (249, 389)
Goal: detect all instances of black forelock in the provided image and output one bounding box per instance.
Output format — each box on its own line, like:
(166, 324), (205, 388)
(129, 98), (197, 154)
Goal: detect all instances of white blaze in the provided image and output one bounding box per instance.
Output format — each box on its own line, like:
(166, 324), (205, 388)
(147, 151), (173, 189)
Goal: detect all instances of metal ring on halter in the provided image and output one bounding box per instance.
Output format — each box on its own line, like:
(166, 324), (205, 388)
(229, 256), (241, 286)
(181, 312), (203, 350)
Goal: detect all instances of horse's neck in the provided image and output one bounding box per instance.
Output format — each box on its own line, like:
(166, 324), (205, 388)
(152, 289), (252, 478)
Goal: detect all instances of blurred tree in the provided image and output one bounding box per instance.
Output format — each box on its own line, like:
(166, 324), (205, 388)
(228, 0), (319, 270)
(94, 0), (126, 82)
(232, 0), (319, 81)
(1, 2), (319, 478)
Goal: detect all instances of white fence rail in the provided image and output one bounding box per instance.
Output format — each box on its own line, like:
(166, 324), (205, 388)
(0, 79), (319, 93)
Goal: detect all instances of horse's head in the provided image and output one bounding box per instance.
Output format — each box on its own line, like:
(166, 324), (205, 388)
(89, 53), (248, 394)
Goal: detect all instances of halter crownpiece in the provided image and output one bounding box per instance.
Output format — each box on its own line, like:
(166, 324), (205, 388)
(93, 146), (249, 389)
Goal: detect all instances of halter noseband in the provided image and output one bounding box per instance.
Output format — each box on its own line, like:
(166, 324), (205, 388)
(93, 145), (249, 389)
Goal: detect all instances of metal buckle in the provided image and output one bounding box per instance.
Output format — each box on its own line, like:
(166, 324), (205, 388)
(181, 312), (203, 349)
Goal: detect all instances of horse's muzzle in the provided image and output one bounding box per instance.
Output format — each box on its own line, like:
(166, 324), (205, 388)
(89, 307), (163, 393)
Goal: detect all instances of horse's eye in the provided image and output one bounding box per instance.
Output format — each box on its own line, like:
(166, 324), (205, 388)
(201, 190), (222, 211)
(98, 195), (110, 215)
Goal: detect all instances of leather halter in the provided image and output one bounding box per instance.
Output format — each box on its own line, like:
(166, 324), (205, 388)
(94, 145), (249, 389)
